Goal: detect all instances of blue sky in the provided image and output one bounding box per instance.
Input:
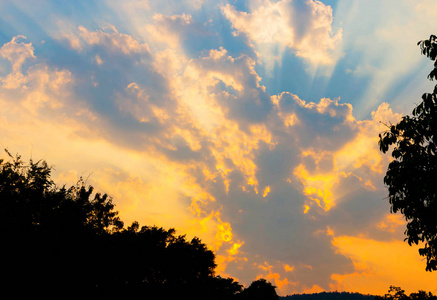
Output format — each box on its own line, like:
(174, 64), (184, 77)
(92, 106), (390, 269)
(1, 0), (437, 295)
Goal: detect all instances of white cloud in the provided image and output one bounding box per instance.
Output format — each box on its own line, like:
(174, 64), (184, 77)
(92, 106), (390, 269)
(0, 36), (73, 110)
(0, 35), (35, 72)
(0, 36), (35, 89)
(146, 13), (194, 49)
(221, 0), (342, 72)
(77, 25), (151, 55)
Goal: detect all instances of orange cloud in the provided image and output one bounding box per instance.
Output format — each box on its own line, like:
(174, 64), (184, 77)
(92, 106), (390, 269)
(256, 261), (296, 293)
(291, 101), (401, 213)
(153, 44), (276, 195)
(302, 285), (325, 294)
(376, 214), (405, 233)
(262, 186), (271, 198)
(284, 264), (295, 273)
(293, 163), (339, 211)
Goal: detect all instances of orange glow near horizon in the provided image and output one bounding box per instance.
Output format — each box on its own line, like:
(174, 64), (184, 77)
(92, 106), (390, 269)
(331, 236), (437, 295)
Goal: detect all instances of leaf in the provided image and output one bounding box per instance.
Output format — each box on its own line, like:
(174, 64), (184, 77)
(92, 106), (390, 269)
(430, 48), (437, 61)
(428, 69), (437, 81)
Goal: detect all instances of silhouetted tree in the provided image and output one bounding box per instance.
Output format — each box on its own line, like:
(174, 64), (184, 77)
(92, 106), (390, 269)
(0, 150), (241, 298)
(377, 286), (408, 300)
(205, 276), (244, 300)
(376, 286), (437, 300)
(283, 291), (376, 300)
(0, 150), (124, 237)
(379, 35), (437, 271)
(88, 223), (218, 298)
(1, 150), (124, 294)
(238, 278), (279, 300)
(410, 291), (437, 300)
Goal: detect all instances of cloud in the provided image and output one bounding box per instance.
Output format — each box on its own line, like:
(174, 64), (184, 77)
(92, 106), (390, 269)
(0, 36), (74, 112)
(273, 93), (356, 151)
(0, 36), (35, 72)
(376, 214), (405, 234)
(0, 36), (36, 89)
(146, 13), (194, 49)
(271, 96), (400, 213)
(221, 0), (342, 72)
(65, 25), (151, 56)
(194, 47), (273, 124)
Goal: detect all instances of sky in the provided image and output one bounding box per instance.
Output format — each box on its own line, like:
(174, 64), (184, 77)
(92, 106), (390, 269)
(1, 0), (437, 296)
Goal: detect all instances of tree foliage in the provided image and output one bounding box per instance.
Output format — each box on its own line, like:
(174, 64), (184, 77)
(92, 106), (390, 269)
(283, 291), (375, 300)
(379, 35), (437, 271)
(0, 150), (124, 237)
(375, 286), (437, 300)
(238, 279), (279, 300)
(0, 150), (274, 298)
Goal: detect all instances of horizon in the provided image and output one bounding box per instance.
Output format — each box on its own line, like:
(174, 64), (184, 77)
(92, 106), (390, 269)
(1, 0), (437, 296)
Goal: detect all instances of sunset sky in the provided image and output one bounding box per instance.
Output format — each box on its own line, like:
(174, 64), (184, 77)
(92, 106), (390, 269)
(1, 0), (437, 296)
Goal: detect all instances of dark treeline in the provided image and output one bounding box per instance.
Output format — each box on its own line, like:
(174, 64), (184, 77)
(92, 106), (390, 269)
(282, 291), (375, 300)
(282, 287), (437, 300)
(0, 150), (278, 299)
(375, 286), (437, 300)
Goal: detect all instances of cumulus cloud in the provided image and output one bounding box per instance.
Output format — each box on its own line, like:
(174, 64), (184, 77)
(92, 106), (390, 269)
(62, 25), (151, 56)
(221, 0), (342, 71)
(0, 36), (35, 72)
(0, 36), (35, 89)
(0, 36), (74, 111)
(194, 47), (273, 124)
